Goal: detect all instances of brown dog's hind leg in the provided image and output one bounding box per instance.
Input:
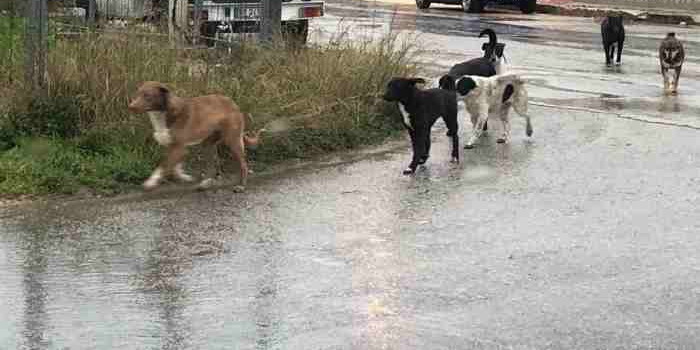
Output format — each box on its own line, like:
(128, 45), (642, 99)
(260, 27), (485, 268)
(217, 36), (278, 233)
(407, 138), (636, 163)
(196, 140), (221, 190)
(224, 135), (248, 192)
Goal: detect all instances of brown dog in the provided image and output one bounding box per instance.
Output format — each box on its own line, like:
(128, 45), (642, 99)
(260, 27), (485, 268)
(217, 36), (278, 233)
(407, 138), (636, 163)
(127, 81), (261, 192)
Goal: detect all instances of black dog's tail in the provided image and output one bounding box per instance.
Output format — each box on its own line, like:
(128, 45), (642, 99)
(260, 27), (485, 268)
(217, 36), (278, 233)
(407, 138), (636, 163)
(479, 28), (498, 47)
(479, 29), (498, 59)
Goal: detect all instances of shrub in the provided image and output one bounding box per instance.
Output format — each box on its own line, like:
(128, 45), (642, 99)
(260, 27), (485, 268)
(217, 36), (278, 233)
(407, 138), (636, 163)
(7, 95), (83, 138)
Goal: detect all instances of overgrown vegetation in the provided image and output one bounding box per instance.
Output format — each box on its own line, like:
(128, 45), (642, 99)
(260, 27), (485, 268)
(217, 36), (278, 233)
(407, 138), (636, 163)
(0, 16), (23, 86)
(0, 24), (417, 196)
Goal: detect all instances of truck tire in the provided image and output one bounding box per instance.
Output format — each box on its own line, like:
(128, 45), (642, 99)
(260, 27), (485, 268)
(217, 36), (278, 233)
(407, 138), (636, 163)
(203, 22), (219, 47)
(416, 0), (431, 9)
(463, 0), (484, 13)
(282, 20), (309, 47)
(520, 0), (536, 14)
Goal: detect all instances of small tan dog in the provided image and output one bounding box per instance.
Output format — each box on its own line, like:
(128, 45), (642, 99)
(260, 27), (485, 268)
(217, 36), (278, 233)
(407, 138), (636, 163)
(128, 81), (262, 192)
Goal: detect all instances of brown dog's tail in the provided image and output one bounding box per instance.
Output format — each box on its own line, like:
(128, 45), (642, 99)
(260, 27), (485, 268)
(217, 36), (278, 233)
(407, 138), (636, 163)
(243, 129), (265, 148)
(242, 113), (265, 148)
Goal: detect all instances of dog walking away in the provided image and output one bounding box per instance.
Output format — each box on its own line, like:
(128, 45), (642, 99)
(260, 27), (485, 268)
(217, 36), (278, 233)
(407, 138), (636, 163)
(128, 81), (262, 192)
(438, 28), (506, 91)
(383, 77), (460, 175)
(601, 15), (625, 66)
(439, 28), (506, 132)
(454, 74), (532, 149)
(659, 32), (685, 94)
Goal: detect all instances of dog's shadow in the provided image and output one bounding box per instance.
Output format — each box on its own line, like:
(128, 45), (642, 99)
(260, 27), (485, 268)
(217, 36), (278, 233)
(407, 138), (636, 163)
(403, 128), (537, 186)
(390, 138), (536, 226)
(603, 64), (625, 73)
(658, 94), (681, 113)
(461, 137), (536, 179)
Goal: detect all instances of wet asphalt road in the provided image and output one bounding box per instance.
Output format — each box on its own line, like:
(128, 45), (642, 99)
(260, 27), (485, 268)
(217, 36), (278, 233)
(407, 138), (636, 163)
(2, 3), (700, 350)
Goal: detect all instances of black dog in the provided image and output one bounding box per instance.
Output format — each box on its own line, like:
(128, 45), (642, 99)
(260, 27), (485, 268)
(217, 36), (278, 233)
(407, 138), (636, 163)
(438, 29), (505, 91)
(601, 16), (625, 66)
(439, 29), (505, 131)
(383, 77), (459, 175)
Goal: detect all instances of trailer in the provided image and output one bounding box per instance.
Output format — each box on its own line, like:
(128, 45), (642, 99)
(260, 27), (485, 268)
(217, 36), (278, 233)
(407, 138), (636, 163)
(192, 0), (325, 45)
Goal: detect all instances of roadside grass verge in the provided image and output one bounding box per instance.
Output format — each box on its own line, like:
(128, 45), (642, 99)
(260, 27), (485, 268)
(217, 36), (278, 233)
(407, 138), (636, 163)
(0, 27), (418, 196)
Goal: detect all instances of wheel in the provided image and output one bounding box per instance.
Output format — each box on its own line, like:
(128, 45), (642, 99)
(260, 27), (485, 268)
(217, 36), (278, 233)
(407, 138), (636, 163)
(520, 0), (536, 14)
(463, 0), (484, 13)
(416, 0), (431, 9)
(282, 20), (309, 47)
(203, 22), (218, 47)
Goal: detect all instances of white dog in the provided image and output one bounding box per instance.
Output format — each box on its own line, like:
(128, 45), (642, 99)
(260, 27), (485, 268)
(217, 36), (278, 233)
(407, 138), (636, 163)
(454, 73), (532, 148)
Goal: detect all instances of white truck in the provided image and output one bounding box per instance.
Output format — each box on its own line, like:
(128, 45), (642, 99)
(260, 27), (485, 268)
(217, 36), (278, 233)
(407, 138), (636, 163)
(191, 0), (325, 45)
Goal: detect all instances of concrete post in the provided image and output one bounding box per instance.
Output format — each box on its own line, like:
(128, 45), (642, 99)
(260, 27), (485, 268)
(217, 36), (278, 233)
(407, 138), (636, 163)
(25, 0), (48, 96)
(88, 0), (97, 23)
(193, 0), (202, 46)
(261, 0), (281, 42)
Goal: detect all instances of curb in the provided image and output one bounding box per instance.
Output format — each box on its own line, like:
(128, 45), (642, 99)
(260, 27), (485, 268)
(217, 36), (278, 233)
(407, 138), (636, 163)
(536, 3), (697, 25)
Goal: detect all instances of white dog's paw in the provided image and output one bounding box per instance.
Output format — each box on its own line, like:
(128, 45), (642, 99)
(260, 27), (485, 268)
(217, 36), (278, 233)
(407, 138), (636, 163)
(143, 178), (160, 191)
(197, 178), (215, 191)
(174, 165), (194, 183)
(232, 185), (245, 193)
(153, 131), (172, 146)
(177, 173), (194, 183)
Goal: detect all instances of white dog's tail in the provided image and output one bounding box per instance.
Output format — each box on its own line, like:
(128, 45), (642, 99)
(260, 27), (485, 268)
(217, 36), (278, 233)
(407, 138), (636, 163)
(497, 74), (532, 136)
(496, 74), (528, 115)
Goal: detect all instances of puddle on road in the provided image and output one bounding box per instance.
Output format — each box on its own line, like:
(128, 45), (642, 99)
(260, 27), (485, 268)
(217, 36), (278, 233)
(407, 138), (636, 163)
(0, 123), (542, 349)
(537, 95), (700, 123)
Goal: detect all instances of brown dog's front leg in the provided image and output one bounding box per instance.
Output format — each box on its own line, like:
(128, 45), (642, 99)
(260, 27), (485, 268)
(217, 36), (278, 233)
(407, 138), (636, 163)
(144, 144), (187, 191)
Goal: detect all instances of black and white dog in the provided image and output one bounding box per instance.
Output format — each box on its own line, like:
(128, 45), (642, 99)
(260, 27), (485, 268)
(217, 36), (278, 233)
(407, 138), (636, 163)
(601, 16), (625, 66)
(383, 77), (459, 175)
(659, 32), (685, 94)
(453, 74), (532, 149)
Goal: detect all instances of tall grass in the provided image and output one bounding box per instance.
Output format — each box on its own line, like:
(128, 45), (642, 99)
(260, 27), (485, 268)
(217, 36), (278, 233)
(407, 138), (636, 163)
(0, 16), (24, 95)
(0, 25), (418, 195)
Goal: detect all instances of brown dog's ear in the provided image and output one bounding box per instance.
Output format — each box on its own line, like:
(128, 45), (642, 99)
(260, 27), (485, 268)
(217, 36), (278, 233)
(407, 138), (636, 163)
(408, 78), (426, 85)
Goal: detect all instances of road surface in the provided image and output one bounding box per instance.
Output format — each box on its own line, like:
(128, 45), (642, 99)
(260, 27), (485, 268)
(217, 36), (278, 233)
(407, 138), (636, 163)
(2, 3), (700, 349)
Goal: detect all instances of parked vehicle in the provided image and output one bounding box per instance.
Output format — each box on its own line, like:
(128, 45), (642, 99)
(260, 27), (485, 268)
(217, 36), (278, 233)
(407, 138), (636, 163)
(415, 0), (537, 14)
(192, 0), (325, 46)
